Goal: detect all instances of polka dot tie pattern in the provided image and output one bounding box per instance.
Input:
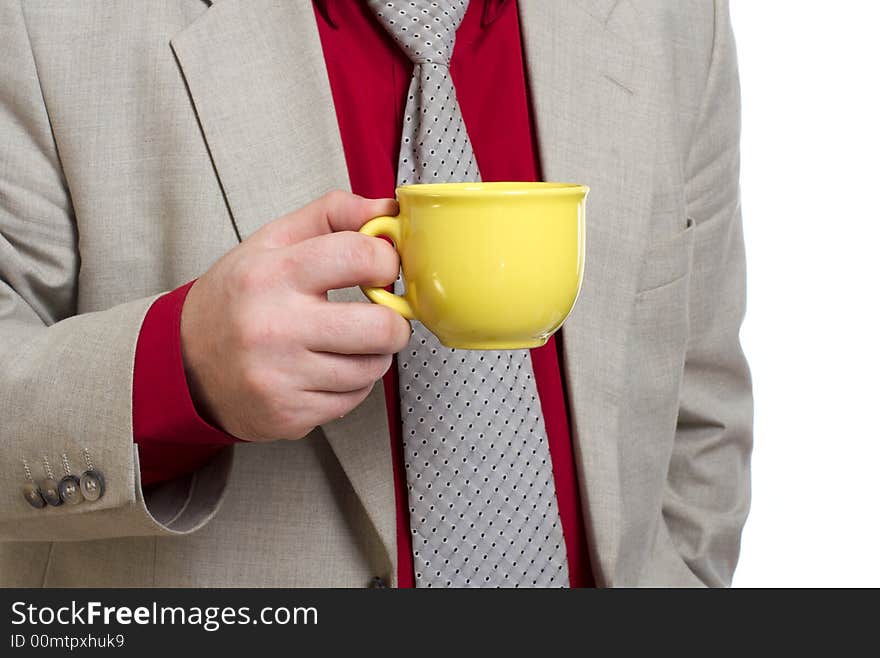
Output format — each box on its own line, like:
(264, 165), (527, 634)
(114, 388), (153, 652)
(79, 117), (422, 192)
(368, 0), (569, 587)
(370, 0), (480, 184)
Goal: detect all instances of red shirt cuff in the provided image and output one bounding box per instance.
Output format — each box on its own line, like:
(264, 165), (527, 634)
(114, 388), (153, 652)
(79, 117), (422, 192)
(133, 280), (240, 487)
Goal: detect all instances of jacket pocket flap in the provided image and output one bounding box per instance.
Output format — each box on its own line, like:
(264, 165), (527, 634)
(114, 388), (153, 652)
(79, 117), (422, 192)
(637, 217), (696, 294)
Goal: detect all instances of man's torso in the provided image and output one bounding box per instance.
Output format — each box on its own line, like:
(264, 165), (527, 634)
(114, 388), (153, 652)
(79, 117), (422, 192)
(1, 0), (716, 587)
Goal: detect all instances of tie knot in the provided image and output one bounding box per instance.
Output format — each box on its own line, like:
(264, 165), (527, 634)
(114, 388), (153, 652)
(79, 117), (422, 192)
(368, 0), (470, 65)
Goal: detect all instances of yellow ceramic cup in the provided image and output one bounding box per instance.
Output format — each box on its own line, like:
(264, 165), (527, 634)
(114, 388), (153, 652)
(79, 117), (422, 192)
(358, 182), (588, 350)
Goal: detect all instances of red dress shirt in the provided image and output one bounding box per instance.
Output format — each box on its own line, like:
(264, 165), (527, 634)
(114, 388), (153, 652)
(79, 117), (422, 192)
(133, 0), (593, 588)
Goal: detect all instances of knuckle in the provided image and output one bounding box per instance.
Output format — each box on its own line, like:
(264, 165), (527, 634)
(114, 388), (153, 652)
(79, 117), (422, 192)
(342, 233), (378, 279)
(373, 238), (400, 283)
(391, 321), (412, 352)
(330, 385), (374, 418)
(370, 305), (398, 341)
(366, 237), (400, 285)
(355, 354), (392, 384)
(229, 254), (266, 293)
(371, 306), (409, 351)
(372, 353), (394, 379)
(285, 243), (322, 285)
(275, 247), (303, 274)
(277, 250), (313, 292)
(324, 188), (351, 207)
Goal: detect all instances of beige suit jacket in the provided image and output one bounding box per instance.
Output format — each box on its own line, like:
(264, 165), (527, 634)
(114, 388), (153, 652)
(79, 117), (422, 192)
(0, 0), (751, 587)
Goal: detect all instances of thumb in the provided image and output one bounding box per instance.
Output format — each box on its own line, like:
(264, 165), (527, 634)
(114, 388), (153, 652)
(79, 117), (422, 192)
(251, 190), (398, 248)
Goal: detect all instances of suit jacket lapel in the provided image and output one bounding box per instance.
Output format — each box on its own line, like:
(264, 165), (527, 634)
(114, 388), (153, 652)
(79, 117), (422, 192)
(171, 0), (397, 577)
(519, 0), (659, 586)
(170, 0), (349, 239)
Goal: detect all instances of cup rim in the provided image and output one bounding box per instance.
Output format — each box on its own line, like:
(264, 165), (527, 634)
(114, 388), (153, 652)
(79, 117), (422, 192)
(396, 181), (589, 197)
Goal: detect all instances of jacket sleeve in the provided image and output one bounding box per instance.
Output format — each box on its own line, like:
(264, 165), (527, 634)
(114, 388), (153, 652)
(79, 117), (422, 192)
(663, 0), (753, 587)
(0, 0), (232, 542)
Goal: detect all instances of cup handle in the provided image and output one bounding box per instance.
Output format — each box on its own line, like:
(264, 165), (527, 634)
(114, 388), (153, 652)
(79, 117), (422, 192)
(358, 215), (416, 320)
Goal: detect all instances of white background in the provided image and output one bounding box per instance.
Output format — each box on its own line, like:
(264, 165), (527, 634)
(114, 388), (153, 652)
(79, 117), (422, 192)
(730, 1), (880, 586)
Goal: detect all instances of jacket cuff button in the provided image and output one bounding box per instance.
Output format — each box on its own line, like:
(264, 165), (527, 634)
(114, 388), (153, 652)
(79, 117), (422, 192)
(59, 475), (84, 505)
(40, 478), (63, 506)
(22, 482), (46, 509)
(80, 470), (105, 501)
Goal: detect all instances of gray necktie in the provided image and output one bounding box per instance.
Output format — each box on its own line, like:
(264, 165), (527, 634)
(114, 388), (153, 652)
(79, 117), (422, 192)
(369, 0), (569, 588)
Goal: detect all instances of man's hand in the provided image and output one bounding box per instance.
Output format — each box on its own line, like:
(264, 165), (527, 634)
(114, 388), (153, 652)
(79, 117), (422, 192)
(180, 190), (410, 441)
